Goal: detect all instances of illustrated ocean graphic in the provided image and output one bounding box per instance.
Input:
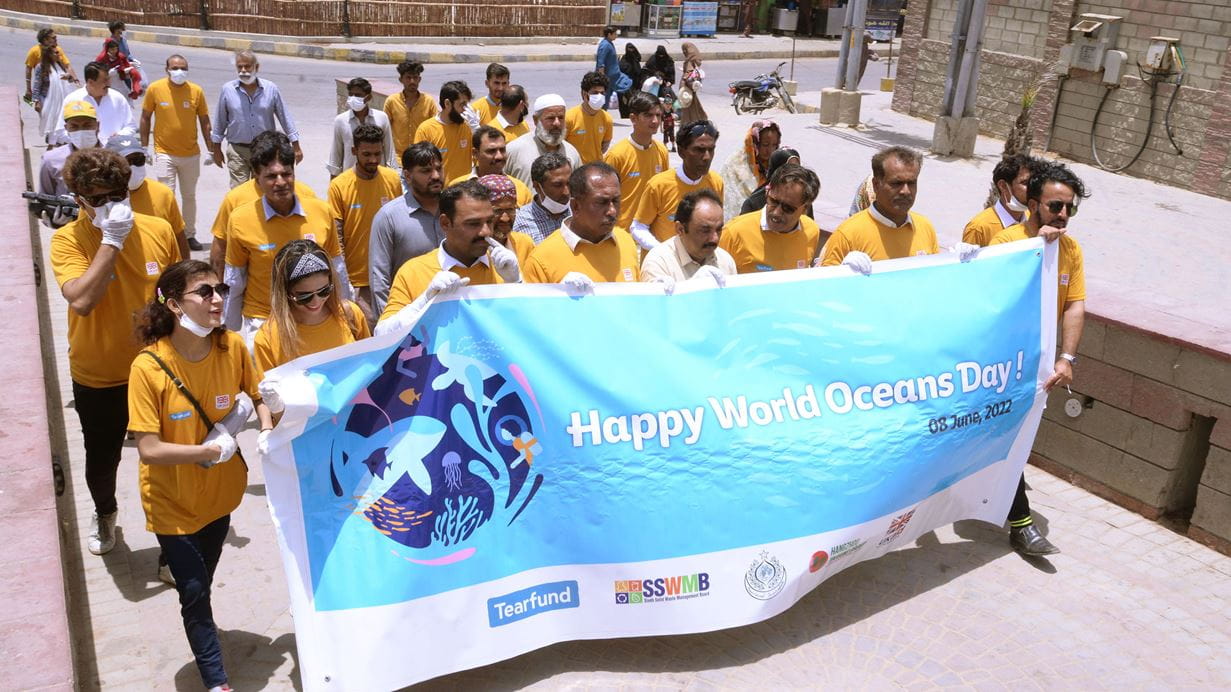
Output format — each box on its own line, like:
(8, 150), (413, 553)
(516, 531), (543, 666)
(316, 324), (545, 566)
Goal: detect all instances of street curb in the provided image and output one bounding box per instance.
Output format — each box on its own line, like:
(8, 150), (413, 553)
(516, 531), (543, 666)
(0, 9), (839, 65)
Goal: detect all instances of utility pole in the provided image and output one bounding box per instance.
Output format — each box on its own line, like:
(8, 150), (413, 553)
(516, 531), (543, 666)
(821, 0), (868, 126)
(932, 0), (988, 157)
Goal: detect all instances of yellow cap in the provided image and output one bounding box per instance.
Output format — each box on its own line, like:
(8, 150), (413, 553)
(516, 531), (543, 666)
(62, 100), (97, 120)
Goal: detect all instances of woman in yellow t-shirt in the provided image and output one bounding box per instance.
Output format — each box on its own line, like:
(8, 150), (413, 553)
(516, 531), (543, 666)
(253, 239), (370, 375)
(128, 259), (272, 692)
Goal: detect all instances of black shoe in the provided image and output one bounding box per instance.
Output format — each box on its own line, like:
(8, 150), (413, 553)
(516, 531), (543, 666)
(1010, 523), (1060, 556)
(188, 237), (205, 252)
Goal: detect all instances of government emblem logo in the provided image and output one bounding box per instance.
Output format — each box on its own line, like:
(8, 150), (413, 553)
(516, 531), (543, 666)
(744, 551), (786, 600)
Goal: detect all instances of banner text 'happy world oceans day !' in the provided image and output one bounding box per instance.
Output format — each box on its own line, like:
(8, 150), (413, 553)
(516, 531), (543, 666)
(566, 354), (1027, 451)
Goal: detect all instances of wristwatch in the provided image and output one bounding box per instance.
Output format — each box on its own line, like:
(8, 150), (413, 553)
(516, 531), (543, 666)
(1060, 352), (1078, 364)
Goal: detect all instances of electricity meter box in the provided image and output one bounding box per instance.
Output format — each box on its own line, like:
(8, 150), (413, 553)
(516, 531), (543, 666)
(1061, 13), (1122, 72)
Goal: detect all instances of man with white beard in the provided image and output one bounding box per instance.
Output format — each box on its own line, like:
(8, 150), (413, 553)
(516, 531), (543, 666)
(503, 94), (582, 188)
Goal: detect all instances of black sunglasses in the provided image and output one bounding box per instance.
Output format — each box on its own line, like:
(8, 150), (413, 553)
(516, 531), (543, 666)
(290, 283), (333, 305)
(187, 282), (230, 300)
(79, 189), (127, 207)
(1044, 200), (1078, 217)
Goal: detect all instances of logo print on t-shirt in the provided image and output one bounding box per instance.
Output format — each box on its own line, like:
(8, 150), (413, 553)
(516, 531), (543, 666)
(145, 261), (160, 275)
(304, 233), (316, 242)
(170, 410), (192, 421)
(1060, 273), (1070, 286)
(622, 268), (634, 281)
(215, 394), (231, 410)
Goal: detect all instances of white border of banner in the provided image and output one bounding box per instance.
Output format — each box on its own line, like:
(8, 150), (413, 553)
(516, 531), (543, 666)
(262, 239), (1057, 690)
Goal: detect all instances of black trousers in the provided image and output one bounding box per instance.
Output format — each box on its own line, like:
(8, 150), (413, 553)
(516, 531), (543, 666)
(157, 515), (231, 688)
(1007, 474), (1032, 525)
(71, 380), (129, 516)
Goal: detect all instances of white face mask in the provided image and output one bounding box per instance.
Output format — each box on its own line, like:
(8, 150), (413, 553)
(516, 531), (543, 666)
(535, 121), (563, 147)
(347, 95), (367, 112)
(177, 310), (215, 337)
(168, 69), (188, 85)
(537, 186), (570, 214)
(1005, 195), (1029, 213)
(237, 71), (256, 85)
(587, 93), (606, 110)
(127, 165), (146, 191)
(67, 129), (98, 150)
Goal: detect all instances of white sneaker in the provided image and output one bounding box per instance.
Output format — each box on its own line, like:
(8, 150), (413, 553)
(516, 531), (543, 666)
(88, 512), (117, 555)
(158, 561), (176, 586)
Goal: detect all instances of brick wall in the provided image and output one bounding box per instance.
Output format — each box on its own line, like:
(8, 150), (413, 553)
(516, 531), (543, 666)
(895, 0), (1231, 201)
(927, 0), (1051, 59)
(1031, 315), (1231, 553)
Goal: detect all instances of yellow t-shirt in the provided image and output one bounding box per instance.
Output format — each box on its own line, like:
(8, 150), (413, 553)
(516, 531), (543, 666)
(604, 137), (669, 230)
(488, 117), (530, 142)
(990, 223), (1086, 317)
(565, 105), (614, 164)
(210, 179), (317, 240)
(470, 96), (501, 125)
(328, 167), (403, 287)
(719, 211), (821, 273)
(141, 78), (209, 157)
(523, 228), (641, 283)
(130, 179), (185, 233)
(384, 91), (439, 160)
(506, 231), (535, 266)
(380, 249), (505, 322)
(26, 44), (69, 69)
(634, 169), (725, 242)
(962, 205), (1027, 247)
(413, 117), (472, 182)
(127, 331), (260, 535)
(820, 209), (940, 266)
(253, 301), (370, 372)
(224, 196), (341, 320)
(447, 172), (533, 207)
(50, 213), (181, 388)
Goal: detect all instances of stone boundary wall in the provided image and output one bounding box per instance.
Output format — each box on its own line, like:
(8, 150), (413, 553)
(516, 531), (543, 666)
(0, 87), (76, 689)
(894, 0), (1231, 201)
(1032, 312), (1231, 554)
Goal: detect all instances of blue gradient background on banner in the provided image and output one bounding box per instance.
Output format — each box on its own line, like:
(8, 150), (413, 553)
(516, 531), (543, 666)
(288, 248), (1043, 611)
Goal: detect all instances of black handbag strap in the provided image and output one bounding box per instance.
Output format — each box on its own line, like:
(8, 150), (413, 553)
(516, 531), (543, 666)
(141, 350), (247, 470)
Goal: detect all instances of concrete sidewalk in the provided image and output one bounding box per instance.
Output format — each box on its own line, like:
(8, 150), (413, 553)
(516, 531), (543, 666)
(0, 8), (846, 65)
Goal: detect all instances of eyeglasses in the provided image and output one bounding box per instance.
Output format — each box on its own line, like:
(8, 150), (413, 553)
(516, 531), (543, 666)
(186, 282), (230, 300)
(79, 189), (127, 207)
(765, 193), (799, 216)
(493, 206), (516, 218)
(290, 283), (333, 305)
(1044, 200), (1078, 217)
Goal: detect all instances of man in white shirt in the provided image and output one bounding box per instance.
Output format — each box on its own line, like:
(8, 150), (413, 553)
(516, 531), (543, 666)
(641, 188), (735, 284)
(327, 77), (395, 178)
(54, 61), (137, 146)
(503, 94), (583, 188)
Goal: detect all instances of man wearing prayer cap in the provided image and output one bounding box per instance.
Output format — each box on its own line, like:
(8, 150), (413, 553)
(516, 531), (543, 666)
(478, 174), (535, 265)
(503, 93), (582, 188)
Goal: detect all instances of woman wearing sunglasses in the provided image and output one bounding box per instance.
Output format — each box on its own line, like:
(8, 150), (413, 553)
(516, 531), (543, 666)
(252, 239), (369, 375)
(128, 259), (272, 692)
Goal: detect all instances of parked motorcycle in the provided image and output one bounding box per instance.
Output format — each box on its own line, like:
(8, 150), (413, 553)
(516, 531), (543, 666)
(729, 62), (797, 115)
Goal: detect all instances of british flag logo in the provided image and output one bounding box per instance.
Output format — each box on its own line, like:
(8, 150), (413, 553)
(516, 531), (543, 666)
(879, 509), (916, 546)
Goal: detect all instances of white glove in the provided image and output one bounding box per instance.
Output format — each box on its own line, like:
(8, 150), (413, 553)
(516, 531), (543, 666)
(98, 201), (135, 249)
(258, 376), (284, 414)
(560, 271), (595, 295)
(462, 105), (481, 131)
(953, 242), (980, 263)
(487, 238), (521, 283)
(201, 425), (238, 465)
(629, 224), (661, 251)
(423, 270), (469, 302)
(693, 264), (727, 287)
(650, 275), (676, 295)
(841, 250), (873, 276)
(257, 429), (272, 457)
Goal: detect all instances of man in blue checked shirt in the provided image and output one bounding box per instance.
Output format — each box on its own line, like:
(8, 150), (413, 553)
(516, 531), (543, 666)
(210, 50), (303, 189)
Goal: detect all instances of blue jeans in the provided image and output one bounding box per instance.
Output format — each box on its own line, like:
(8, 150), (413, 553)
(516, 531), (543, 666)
(157, 515), (231, 688)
